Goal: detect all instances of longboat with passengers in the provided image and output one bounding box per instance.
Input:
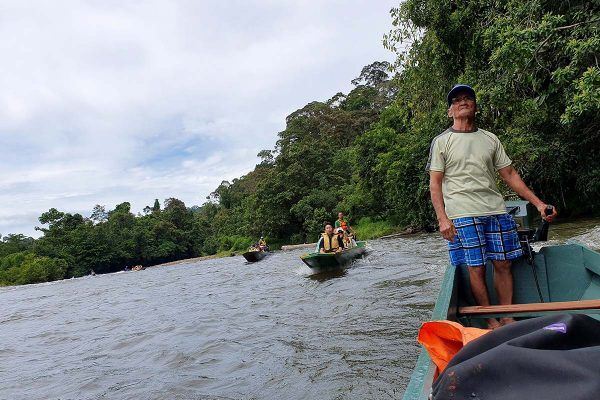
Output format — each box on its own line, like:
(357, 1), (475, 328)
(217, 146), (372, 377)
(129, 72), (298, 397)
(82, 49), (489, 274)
(300, 222), (366, 271)
(242, 237), (270, 263)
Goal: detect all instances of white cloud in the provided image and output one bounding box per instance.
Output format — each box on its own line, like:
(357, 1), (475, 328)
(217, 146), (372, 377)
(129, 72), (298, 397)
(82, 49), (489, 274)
(0, 0), (396, 236)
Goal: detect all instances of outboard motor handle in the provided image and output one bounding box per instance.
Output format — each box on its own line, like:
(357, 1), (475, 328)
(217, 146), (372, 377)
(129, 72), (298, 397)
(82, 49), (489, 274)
(526, 205), (553, 303)
(533, 205), (554, 242)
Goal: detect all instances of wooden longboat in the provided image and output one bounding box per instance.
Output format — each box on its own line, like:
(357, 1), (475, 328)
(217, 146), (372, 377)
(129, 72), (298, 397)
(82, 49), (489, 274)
(402, 240), (600, 399)
(300, 241), (367, 271)
(242, 250), (268, 263)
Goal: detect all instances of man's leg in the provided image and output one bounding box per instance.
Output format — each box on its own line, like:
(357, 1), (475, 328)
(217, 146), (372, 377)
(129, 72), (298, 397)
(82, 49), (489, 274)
(493, 260), (513, 304)
(486, 214), (524, 326)
(468, 265), (491, 305)
(493, 259), (516, 325)
(452, 217), (501, 329)
(468, 265), (501, 329)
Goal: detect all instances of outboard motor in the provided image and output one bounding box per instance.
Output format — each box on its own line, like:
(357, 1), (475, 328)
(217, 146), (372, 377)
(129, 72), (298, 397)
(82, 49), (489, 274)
(506, 201), (554, 259)
(506, 201), (554, 302)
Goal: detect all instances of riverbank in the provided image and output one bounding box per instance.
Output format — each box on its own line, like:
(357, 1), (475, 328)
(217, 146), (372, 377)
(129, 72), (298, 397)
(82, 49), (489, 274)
(352, 217), (418, 240)
(151, 219), (414, 269)
(151, 250), (241, 269)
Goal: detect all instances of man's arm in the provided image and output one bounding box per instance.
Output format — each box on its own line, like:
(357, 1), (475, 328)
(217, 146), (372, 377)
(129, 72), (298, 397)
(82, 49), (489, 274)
(430, 171), (457, 241)
(318, 238), (325, 253)
(498, 166), (557, 221)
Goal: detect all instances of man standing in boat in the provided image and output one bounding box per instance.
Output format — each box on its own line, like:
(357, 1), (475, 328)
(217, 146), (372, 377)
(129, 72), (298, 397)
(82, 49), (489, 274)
(335, 212), (349, 231)
(427, 84), (557, 329)
(335, 212), (356, 239)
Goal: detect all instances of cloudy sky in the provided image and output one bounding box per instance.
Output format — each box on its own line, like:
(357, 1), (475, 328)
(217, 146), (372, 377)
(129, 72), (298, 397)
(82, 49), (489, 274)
(0, 0), (396, 237)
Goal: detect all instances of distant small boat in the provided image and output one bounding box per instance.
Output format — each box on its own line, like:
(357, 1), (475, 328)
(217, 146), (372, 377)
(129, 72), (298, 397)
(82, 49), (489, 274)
(243, 250), (268, 263)
(300, 241), (367, 271)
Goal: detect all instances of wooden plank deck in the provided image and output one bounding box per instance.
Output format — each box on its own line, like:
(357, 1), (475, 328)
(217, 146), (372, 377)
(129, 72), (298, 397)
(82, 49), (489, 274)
(459, 299), (600, 315)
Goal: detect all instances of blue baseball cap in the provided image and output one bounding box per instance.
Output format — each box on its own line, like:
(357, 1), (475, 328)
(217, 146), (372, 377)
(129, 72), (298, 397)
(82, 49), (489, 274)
(447, 84), (476, 106)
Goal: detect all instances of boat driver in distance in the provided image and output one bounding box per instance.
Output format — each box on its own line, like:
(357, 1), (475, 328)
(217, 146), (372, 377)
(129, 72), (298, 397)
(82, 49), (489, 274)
(335, 212), (347, 230)
(427, 84), (557, 329)
(258, 236), (268, 251)
(336, 211), (356, 240)
(318, 223), (345, 253)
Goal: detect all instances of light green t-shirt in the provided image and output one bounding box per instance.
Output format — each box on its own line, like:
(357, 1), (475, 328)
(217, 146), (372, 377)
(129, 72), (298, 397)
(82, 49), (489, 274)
(426, 128), (512, 219)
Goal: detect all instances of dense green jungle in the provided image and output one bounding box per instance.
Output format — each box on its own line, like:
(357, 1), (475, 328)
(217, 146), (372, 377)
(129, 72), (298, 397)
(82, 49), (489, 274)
(1, 0), (598, 285)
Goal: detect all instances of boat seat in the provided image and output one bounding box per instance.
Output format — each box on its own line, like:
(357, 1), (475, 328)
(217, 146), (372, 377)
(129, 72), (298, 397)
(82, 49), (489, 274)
(459, 299), (600, 315)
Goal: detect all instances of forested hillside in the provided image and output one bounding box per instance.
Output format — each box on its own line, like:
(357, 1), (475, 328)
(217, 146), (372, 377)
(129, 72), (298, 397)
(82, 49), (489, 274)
(2, 0), (598, 285)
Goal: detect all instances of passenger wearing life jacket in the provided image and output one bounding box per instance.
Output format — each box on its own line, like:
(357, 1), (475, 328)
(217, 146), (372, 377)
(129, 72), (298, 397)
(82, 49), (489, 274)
(336, 227), (351, 249)
(318, 223), (345, 253)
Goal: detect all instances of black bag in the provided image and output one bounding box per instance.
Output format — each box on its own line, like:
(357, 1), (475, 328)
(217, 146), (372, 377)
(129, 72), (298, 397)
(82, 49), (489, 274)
(432, 314), (600, 400)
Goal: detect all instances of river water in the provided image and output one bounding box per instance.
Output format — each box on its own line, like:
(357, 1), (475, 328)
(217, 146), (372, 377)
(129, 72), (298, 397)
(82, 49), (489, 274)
(2, 220), (599, 400)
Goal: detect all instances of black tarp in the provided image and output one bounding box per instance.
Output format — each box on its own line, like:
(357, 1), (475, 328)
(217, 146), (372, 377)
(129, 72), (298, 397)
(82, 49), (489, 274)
(432, 314), (600, 400)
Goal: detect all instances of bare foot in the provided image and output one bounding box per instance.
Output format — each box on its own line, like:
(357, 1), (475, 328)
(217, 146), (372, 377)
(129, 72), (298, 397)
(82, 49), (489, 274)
(500, 317), (516, 326)
(486, 318), (501, 330)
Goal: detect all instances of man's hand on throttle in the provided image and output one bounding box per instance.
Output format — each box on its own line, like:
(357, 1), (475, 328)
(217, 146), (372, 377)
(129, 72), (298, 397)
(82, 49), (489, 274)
(536, 203), (557, 222)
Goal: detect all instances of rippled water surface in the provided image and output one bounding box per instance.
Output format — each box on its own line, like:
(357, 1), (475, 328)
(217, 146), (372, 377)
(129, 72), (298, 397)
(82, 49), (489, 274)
(2, 221), (599, 400)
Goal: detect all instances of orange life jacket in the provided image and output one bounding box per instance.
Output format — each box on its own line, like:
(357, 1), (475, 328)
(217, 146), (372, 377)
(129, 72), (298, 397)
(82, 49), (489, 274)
(418, 320), (490, 375)
(321, 233), (341, 252)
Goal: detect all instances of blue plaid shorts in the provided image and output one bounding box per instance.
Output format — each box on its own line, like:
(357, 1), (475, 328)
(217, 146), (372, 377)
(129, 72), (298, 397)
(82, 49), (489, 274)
(447, 214), (523, 267)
